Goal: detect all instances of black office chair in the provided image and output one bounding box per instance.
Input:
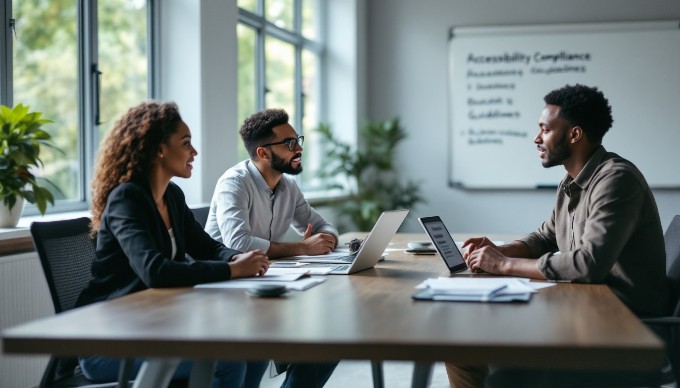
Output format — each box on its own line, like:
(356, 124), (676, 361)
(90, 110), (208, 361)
(583, 214), (680, 386)
(190, 206), (210, 229)
(186, 206), (211, 263)
(640, 214), (680, 385)
(30, 217), (133, 388)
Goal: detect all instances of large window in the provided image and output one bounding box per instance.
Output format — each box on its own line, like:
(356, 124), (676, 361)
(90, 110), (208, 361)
(1, 0), (153, 214)
(237, 0), (324, 190)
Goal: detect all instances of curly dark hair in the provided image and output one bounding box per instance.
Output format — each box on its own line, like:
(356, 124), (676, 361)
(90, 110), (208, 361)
(90, 101), (183, 235)
(543, 84), (613, 144)
(239, 108), (289, 159)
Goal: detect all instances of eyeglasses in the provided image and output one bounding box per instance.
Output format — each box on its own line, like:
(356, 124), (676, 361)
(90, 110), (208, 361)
(260, 136), (304, 152)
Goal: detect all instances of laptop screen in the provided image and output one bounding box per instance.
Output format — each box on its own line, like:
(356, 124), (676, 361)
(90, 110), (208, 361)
(418, 216), (467, 273)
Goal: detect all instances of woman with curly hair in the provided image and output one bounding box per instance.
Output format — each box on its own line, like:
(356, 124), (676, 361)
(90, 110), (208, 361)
(77, 101), (270, 387)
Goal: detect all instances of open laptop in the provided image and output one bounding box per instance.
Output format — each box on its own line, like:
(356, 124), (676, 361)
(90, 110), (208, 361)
(418, 216), (469, 273)
(304, 209), (409, 274)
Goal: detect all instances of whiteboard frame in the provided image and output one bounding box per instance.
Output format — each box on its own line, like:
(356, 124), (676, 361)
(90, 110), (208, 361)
(447, 20), (680, 190)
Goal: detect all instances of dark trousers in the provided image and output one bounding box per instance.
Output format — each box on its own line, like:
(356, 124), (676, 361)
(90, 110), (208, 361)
(275, 361), (339, 388)
(79, 356), (268, 388)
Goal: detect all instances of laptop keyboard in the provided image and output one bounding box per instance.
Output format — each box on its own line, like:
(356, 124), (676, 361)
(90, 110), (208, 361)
(332, 264), (350, 271)
(336, 255), (355, 263)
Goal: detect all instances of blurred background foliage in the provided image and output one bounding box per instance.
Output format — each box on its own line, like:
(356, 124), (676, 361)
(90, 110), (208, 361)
(12, 0), (148, 203)
(316, 118), (425, 232)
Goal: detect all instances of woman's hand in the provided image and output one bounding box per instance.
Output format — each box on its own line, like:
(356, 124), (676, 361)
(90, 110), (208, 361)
(229, 250), (270, 278)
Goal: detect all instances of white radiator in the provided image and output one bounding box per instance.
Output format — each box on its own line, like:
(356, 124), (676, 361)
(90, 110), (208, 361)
(0, 252), (53, 388)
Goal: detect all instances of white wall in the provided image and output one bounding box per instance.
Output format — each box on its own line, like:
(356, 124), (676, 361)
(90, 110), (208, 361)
(326, 0), (367, 146)
(365, 0), (680, 234)
(158, 0), (238, 205)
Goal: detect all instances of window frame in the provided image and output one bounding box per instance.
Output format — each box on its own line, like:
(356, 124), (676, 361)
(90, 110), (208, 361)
(0, 0), (156, 215)
(237, 0), (326, 190)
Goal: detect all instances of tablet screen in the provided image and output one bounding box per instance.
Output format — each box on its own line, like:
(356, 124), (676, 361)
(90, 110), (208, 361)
(418, 216), (467, 273)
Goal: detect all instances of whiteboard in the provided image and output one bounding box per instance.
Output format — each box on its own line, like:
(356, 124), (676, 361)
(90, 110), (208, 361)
(448, 21), (680, 188)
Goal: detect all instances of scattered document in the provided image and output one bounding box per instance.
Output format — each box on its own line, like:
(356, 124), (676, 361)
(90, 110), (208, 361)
(529, 281), (560, 290)
(255, 268), (310, 281)
(292, 251), (389, 264)
(292, 252), (351, 259)
(384, 248), (402, 253)
(269, 262), (342, 275)
(412, 277), (551, 303)
(303, 267), (335, 275)
(270, 261), (309, 268)
(195, 276), (326, 291)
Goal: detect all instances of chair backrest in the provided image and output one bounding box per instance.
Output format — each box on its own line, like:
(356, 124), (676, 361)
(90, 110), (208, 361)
(30, 217), (95, 314)
(663, 215), (680, 316)
(191, 206), (210, 229)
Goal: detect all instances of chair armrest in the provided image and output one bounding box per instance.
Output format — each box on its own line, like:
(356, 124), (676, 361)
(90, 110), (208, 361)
(641, 316), (680, 326)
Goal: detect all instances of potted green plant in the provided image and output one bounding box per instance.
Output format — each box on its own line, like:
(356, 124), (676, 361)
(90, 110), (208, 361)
(0, 104), (59, 227)
(316, 118), (425, 232)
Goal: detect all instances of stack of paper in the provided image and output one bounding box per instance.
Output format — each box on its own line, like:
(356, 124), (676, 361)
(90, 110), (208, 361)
(269, 262), (335, 275)
(256, 268), (310, 281)
(413, 277), (551, 302)
(195, 268), (326, 291)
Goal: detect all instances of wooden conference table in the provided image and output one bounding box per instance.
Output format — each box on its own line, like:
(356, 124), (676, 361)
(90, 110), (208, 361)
(2, 233), (664, 387)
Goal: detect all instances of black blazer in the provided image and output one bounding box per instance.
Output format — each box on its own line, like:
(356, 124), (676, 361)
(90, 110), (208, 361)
(78, 180), (240, 306)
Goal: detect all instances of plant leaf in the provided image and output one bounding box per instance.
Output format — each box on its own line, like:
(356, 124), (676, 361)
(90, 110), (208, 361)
(0, 104), (61, 215)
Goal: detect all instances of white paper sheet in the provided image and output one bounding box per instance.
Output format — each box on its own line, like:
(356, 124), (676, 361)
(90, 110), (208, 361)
(195, 276), (326, 291)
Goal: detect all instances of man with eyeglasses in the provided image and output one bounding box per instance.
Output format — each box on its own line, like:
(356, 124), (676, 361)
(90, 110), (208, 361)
(205, 108), (338, 387)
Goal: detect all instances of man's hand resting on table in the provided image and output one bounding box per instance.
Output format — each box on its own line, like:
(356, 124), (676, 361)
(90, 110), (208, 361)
(301, 223), (336, 255)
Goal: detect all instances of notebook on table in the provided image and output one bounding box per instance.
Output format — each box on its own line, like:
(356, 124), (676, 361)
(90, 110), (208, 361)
(309, 209), (409, 275)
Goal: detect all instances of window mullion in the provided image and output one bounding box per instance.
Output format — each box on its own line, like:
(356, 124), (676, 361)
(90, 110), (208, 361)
(240, 9), (302, 46)
(317, 0), (327, 126)
(295, 45), (303, 133)
(148, 0), (158, 99)
(240, 7), (266, 111)
(264, 22), (301, 45)
(294, 0), (302, 35)
(257, 24), (266, 111)
(1, 0), (12, 105)
(238, 0), (325, 190)
(239, 8), (263, 28)
(79, 0), (98, 203)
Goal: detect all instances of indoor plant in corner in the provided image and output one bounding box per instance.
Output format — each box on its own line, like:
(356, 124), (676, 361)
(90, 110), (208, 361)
(0, 104), (58, 227)
(316, 118), (425, 232)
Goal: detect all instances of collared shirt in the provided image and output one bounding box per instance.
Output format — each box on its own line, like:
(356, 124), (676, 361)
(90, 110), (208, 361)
(205, 160), (338, 253)
(519, 146), (669, 316)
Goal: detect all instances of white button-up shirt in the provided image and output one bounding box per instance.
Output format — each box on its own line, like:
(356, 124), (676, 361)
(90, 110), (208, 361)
(205, 160), (338, 253)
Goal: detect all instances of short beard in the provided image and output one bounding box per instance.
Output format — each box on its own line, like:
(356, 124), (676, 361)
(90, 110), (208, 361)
(542, 132), (571, 168)
(271, 151), (303, 175)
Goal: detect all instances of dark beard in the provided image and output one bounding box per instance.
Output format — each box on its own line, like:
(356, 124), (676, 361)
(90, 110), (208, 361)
(271, 151), (303, 175)
(541, 132), (571, 168)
